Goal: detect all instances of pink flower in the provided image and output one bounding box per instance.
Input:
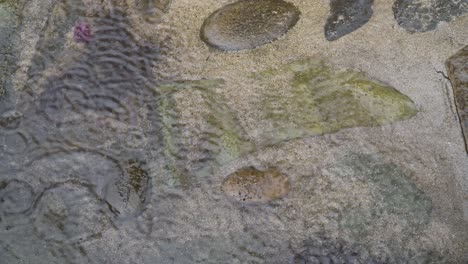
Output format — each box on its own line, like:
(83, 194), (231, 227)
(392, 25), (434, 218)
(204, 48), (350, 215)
(74, 21), (92, 43)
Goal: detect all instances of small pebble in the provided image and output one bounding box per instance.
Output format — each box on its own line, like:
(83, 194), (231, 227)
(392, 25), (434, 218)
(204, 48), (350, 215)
(222, 167), (290, 203)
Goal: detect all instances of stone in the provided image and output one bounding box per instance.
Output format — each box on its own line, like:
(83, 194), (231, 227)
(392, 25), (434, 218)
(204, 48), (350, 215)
(393, 0), (468, 33)
(446, 45), (468, 152)
(222, 167), (289, 202)
(156, 79), (255, 187)
(325, 0), (374, 41)
(200, 0), (300, 51)
(294, 238), (374, 264)
(0, 110), (22, 130)
(251, 58), (418, 146)
(294, 236), (445, 264)
(336, 153), (432, 240)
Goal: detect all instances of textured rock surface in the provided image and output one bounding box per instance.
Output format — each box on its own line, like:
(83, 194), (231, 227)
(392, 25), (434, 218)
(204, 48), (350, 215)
(446, 45), (468, 152)
(222, 167), (289, 202)
(393, 0), (468, 32)
(0, 1), (21, 111)
(200, 0), (300, 51)
(156, 79), (255, 187)
(1, 0), (468, 263)
(251, 58), (418, 146)
(293, 236), (445, 264)
(325, 0), (374, 41)
(335, 153), (432, 240)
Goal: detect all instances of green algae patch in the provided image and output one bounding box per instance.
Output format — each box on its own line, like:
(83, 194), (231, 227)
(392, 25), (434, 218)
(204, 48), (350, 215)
(252, 58), (418, 145)
(156, 79), (255, 188)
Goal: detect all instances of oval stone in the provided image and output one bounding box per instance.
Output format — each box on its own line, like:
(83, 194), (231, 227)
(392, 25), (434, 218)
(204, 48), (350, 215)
(222, 167), (290, 202)
(200, 0), (300, 51)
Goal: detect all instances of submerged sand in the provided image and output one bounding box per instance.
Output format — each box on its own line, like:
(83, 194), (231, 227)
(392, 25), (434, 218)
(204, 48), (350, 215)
(150, 0), (468, 258)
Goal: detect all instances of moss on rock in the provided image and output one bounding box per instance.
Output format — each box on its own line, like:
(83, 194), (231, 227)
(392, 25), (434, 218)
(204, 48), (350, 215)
(252, 58), (418, 145)
(156, 79), (254, 188)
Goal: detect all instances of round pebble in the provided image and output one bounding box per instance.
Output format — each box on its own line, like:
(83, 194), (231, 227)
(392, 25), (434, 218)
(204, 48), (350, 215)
(222, 167), (290, 202)
(200, 0), (300, 51)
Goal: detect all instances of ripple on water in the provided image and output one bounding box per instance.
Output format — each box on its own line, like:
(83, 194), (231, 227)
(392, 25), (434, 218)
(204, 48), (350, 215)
(32, 181), (114, 244)
(0, 180), (35, 215)
(156, 79), (254, 188)
(0, 131), (28, 155)
(25, 150), (150, 219)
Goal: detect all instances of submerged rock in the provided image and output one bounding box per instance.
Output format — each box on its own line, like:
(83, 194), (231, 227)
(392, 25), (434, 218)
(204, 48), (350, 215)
(294, 235), (445, 264)
(393, 0), (468, 32)
(446, 45), (468, 152)
(222, 167), (289, 202)
(200, 0), (300, 51)
(156, 79), (255, 187)
(325, 0), (374, 41)
(294, 238), (374, 264)
(336, 153), (432, 240)
(251, 58), (418, 146)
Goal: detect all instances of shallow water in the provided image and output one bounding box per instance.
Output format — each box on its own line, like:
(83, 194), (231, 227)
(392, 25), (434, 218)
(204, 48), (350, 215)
(1, 0), (467, 263)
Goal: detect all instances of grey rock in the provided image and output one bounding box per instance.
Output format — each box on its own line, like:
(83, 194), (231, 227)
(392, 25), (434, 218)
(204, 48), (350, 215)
(200, 0), (300, 51)
(393, 0), (468, 32)
(337, 153), (432, 239)
(325, 0), (374, 41)
(446, 45), (468, 152)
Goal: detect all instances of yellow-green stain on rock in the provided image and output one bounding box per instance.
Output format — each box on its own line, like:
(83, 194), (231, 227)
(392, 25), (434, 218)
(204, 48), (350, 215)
(253, 58), (418, 145)
(155, 79), (254, 188)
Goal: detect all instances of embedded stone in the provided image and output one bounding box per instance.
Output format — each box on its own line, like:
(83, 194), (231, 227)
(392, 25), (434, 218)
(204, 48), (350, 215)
(335, 153), (432, 240)
(446, 45), (468, 152)
(251, 58), (418, 146)
(156, 79), (255, 188)
(200, 0), (300, 51)
(325, 0), (374, 41)
(222, 167), (289, 202)
(393, 0), (468, 33)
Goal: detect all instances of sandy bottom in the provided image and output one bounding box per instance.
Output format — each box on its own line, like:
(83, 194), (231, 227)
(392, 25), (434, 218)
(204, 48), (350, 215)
(3, 0), (468, 262)
(146, 0), (468, 258)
